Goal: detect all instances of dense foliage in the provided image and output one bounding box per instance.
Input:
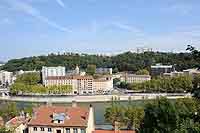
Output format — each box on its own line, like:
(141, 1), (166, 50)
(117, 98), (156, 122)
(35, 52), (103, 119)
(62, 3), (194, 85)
(10, 73), (72, 95)
(118, 76), (193, 93)
(2, 50), (199, 72)
(105, 97), (200, 132)
(135, 69), (150, 75)
(104, 101), (144, 130)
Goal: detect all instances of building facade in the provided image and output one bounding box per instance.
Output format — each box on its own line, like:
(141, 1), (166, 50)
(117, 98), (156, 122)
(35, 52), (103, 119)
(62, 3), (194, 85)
(96, 68), (112, 75)
(151, 64), (174, 76)
(0, 70), (13, 86)
(28, 104), (95, 133)
(93, 76), (113, 94)
(42, 66), (66, 86)
(44, 75), (113, 95)
(120, 73), (151, 84)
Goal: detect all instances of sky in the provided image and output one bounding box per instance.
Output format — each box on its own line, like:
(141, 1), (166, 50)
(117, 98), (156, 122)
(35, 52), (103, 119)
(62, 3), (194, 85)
(0, 0), (200, 61)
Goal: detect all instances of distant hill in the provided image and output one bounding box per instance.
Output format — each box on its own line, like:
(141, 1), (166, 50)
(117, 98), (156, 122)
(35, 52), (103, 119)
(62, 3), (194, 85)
(1, 51), (198, 72)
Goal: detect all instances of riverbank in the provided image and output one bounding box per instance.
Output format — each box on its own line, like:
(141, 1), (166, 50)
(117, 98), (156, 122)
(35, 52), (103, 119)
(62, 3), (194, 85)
(0, 93), (192, 103)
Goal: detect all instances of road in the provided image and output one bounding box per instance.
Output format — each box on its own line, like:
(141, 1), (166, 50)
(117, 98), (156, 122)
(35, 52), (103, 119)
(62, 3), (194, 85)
(0, 93), (192, 103)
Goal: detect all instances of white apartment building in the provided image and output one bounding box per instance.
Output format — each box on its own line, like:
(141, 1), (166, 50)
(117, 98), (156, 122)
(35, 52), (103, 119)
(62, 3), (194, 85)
(42, 66), (66, 85)
(93, 76), (113, 94)
(0, 70), (13, 86)
(120, 73), (151, 84)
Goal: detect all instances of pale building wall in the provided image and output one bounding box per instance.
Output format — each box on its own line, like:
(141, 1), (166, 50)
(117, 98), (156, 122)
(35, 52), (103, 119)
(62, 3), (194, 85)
(29, 126), (88, 133)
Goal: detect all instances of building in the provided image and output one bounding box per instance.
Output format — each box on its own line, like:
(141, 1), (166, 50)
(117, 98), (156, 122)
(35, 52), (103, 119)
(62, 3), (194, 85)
(151, 64), (174, 76)
(45, 75), (113, 95)
(28, 104), (95, 133)
(163, 71), (184, 78)
(0, 70), (13, 86)
(16, 70), (39, 76)
(45, 75), (94, 95)
(183, 68), (200, 78)
(96, 68), (112, 75)
(120, 73), (151, 84)
(163, 68), (200, 78)
(136, 47), (153, 53)
(93, 76), (113, 94)
(42, 66), (66, 86)
(6, 115), (30, 133)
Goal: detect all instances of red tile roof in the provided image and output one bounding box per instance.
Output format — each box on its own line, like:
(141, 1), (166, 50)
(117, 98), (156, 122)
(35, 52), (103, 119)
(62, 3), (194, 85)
(93, 130), (135, 133)
(6, 116), (30, 128)
(28, 106), (89, 127)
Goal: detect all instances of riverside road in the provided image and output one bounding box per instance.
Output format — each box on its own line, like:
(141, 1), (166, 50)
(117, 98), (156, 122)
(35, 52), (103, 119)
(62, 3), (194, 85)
(0, 93), (192, 103)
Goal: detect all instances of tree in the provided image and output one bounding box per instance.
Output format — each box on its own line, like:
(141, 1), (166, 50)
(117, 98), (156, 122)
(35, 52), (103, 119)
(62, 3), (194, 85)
(136, 69), (149, 75)
(0, 127), (12, 133)
(104, 104), (124, 127)
(86, 64), (96, 75)
(124, 106), (144, 130)
(15, 72), (41, 85)
(193, 74), (200, 89)
(141, 97), (178, 132)
(0, 102), (18, 121)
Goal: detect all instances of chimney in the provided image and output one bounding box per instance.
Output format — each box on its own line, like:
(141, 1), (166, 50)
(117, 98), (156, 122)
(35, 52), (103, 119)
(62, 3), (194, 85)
(114, 121), (120, 133)
(72, 100), (77, 107)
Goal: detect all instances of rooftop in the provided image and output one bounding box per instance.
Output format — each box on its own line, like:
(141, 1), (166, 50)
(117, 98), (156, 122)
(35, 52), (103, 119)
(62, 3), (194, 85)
(6, 116), (30, 128)
(28, 105), (89, 127)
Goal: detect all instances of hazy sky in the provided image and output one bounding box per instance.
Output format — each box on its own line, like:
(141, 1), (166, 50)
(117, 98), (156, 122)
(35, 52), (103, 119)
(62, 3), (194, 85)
(0, 0), (200, 61)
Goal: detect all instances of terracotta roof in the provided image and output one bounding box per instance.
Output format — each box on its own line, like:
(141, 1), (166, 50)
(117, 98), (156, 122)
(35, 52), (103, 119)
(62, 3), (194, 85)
(93, 130), (135, 133)
(6, 116), (30, 128)
(46, 75), (93, 80)
(28, 106), (89, 127)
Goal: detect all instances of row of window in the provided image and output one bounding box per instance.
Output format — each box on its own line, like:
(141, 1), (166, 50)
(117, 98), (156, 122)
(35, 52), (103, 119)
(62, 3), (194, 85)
(33, 127), (86, 133)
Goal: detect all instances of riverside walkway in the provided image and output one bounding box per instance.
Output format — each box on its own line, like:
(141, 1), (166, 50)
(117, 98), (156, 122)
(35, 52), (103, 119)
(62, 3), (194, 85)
(0, 93), (192, 103)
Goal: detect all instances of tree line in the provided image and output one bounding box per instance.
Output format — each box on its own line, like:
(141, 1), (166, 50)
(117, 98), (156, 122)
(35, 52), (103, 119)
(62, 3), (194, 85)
(118, 76), (193, 93)
(10, 73), (72, 95)
(2, 46), (199, 72)
(105, 97), (200, 132)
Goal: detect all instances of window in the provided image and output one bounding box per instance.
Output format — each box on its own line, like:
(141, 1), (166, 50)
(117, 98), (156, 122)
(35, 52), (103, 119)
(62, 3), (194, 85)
(33, 127), (37, 131)
(66, 128), (70, 133)
(48, 128), (52, 132)
(40, 127), (45, 131)
(81, 129), (86, 133)
(73, 128), (78, 133)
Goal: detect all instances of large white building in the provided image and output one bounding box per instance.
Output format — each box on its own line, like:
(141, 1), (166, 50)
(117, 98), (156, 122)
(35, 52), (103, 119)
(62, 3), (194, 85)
(42, 66), (66, 86)
(120, 73), (151, 84)
(93, 76), (113, 94)
(0, 70), (13, 86)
